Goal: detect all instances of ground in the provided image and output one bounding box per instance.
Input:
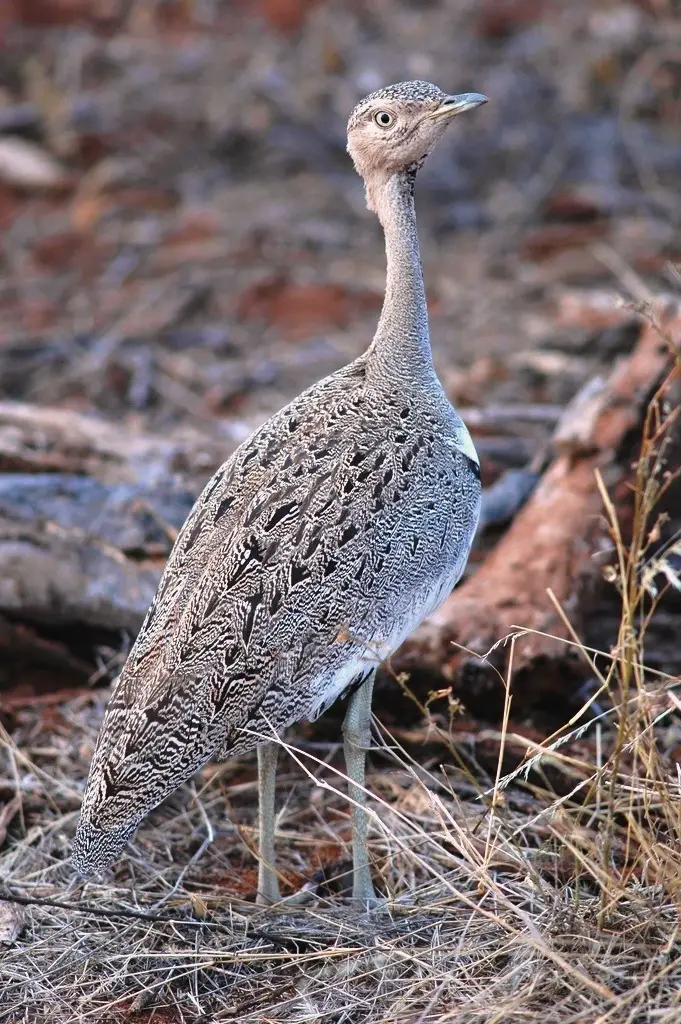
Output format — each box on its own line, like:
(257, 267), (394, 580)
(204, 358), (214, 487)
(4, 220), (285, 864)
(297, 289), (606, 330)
(1, 1), (681, 1022)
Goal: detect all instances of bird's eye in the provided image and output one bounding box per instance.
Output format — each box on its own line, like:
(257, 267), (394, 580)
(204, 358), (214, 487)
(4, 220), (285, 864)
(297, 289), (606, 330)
(374, 110), (395, 128)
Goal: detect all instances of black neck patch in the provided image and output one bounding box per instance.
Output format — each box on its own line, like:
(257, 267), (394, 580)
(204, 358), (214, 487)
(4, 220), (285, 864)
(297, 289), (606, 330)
(404, 155), (428, 195)
(462, 453), (481, 481)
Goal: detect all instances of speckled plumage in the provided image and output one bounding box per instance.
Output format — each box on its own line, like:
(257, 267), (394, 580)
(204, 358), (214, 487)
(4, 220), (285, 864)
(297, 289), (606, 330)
(73, 81), (486, 880)
(347, 80), (447, 131)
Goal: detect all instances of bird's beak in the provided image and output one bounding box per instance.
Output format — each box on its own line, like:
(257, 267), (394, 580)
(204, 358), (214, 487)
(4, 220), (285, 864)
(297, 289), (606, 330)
(429, 92), (489, 120)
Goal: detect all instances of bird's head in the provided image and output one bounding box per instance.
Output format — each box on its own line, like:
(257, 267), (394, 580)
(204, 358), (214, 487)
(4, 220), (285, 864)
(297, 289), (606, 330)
(347, 80), (487, 214)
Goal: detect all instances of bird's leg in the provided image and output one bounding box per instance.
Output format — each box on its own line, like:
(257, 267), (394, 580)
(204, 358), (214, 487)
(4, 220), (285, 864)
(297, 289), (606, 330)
(342, 671), (377, 906)
(256, 740), (281, 905)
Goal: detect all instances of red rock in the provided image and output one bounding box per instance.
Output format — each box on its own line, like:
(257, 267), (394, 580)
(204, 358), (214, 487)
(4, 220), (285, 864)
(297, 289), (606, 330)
(9, 0), (96, 27)
(110, 187), (180, 212)
(0, 185), (21, 232)
(236, 275), (380, 338)
(31, 231), (111, 275)
(477, 0), (548, 39)
(260, 0), (322, 33)
(557, 289), (628, 330)
(164, 213), (218, 246)
(519, 222), (608, 261)
(544, 188), (606, 223)
(32, 231), (85, 270)
(23, 301), (58, 332)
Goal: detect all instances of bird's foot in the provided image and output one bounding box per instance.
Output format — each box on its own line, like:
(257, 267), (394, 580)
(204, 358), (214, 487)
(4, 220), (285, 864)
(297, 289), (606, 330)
(278, 884), (319, 907)
(352, 875), (383, 911)
(255, 864), (282, 907)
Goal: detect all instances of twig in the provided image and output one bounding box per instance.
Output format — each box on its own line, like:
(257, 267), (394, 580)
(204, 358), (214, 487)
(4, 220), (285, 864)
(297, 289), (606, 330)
(0, 886), (211, 928)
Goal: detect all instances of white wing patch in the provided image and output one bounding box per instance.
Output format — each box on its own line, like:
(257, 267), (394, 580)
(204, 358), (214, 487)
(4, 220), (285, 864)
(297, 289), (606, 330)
(445, 426), (479, 466)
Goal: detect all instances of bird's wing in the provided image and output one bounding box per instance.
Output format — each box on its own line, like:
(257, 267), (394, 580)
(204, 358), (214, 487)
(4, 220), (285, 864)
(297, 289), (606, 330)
(118, 363), (384, 703)
(113, 360), (477, 733)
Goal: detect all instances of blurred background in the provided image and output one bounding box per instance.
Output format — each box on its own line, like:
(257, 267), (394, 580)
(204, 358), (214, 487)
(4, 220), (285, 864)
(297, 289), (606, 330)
(0, 0), (679, 438)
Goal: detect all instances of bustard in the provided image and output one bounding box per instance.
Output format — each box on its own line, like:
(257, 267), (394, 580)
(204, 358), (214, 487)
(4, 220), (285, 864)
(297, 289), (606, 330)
(72, 81), (487, 906)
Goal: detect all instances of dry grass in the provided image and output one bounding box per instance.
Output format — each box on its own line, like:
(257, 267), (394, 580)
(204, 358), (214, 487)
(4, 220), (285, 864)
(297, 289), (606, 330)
(2, 356), (681, 1022)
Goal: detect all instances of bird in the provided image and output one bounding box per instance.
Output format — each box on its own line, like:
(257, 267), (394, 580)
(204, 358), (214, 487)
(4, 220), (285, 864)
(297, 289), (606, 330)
(72, 80), (487, 907)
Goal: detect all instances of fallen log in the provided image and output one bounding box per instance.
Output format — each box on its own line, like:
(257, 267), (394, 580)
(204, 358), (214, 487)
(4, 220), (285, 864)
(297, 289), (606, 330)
(0, 405), (235, 636)
(393, 304), (681, 702)
(0, 400), (230, 485)
(0, 474), (194, 631)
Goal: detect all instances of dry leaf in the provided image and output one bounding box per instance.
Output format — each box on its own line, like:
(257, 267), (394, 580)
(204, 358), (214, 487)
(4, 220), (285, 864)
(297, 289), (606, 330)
(0, 794), (21, 846)
(190, 893), (208, 918)
(0, 137), (70, 190)
(0, 902), (24, 946)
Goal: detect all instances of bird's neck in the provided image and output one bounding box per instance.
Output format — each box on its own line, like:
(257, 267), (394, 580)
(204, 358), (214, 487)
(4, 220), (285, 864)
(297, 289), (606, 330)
(368, 168), (436, 382)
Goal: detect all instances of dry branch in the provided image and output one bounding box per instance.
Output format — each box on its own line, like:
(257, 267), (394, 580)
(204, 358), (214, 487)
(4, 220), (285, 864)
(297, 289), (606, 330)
(395, 304), (681, 696)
